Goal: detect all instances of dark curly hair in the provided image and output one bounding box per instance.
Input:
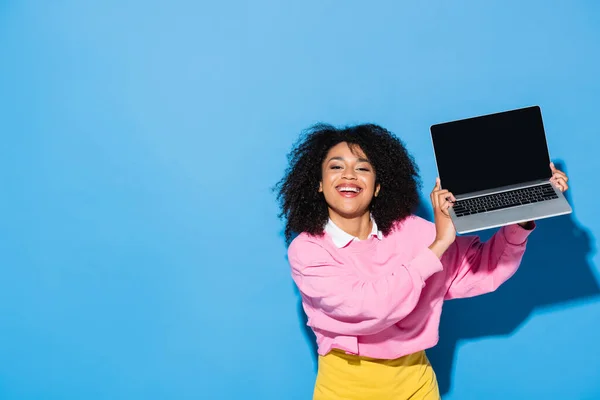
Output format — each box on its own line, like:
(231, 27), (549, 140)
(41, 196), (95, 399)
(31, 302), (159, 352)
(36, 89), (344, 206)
(275, 123), (422, 243)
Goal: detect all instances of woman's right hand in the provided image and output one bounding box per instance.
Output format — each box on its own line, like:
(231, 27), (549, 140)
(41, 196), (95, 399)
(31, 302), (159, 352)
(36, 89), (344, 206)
(428, 178), (457, 258)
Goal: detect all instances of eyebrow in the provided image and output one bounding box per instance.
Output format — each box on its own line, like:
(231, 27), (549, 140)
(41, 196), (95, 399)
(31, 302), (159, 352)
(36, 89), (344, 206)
(327, 156), (372, 163)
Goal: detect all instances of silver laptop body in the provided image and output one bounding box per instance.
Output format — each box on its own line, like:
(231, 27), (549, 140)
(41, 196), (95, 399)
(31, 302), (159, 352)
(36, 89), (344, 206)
(430, 105), (572, 234)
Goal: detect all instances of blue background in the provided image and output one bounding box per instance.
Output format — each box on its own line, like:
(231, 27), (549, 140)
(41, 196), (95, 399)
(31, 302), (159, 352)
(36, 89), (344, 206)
(1, 1), (599, 399)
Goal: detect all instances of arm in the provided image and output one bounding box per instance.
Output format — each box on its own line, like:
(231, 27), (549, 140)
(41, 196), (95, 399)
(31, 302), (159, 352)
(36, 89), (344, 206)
(429, 162), (568, 300)
(443, 223), (534, 300)
(288, 238), (443, 336)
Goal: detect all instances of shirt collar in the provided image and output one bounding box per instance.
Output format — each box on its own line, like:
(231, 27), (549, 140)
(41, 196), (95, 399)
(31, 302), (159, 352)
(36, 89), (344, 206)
(324, 216), (383, 248)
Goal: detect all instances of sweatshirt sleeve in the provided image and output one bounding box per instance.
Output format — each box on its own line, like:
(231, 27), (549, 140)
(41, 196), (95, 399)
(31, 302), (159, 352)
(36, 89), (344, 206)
(288, 237), (443, 336)
(443, 223), (534, 300)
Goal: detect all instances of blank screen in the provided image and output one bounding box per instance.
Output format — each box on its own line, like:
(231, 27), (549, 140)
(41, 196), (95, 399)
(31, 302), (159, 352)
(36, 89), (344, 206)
(430, 106), (552, 196)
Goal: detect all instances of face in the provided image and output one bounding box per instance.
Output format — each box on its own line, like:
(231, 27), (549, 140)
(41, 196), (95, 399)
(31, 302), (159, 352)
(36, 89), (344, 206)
(319, 142), (380, 220)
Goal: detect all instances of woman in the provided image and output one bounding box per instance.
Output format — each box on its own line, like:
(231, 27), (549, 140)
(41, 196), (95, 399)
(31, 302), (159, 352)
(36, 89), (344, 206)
(275, 123), (569, 399)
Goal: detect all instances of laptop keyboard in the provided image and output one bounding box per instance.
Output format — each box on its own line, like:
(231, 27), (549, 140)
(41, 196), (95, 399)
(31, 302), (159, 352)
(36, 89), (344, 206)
(452, 183), (558, 217)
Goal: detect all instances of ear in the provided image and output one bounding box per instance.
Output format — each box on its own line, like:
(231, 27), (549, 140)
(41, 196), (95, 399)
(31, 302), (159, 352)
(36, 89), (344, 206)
(318, 181), (323, 192)
(374, 183), (380, 197)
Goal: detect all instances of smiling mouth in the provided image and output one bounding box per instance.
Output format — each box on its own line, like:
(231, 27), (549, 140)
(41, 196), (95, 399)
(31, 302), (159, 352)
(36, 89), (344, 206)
(336, 185), (362, 197)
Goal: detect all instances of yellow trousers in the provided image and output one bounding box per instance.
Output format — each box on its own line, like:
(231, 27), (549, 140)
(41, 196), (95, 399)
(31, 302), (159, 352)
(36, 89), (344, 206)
(313, 349), (440, 400)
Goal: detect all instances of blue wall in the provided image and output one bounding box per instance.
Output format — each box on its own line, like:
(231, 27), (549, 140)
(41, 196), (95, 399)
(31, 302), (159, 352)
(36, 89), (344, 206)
(1, 1), (599, 399)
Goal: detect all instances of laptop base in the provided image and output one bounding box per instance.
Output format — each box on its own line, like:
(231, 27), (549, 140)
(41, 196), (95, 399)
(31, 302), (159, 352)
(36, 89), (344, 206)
(450, 183), (572, 234)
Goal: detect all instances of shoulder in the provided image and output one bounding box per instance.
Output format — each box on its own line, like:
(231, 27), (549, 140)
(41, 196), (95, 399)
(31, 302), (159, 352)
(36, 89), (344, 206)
(288, 232), (326, 251)
(382, 214), (438, 251)
(389, 214), (436, 238)
(288, 232), (334, 266)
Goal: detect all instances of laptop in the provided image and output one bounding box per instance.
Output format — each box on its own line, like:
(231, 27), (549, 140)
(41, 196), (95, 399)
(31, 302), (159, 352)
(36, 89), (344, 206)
(430, 105), (572, 234)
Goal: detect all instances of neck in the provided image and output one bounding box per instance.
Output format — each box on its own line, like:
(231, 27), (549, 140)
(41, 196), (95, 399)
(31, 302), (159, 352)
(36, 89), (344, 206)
(329, 211), (372, 240)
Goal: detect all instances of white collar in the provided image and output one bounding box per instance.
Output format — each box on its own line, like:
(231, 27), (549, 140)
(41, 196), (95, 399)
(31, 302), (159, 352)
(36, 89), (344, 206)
(324, 217), (383, 248)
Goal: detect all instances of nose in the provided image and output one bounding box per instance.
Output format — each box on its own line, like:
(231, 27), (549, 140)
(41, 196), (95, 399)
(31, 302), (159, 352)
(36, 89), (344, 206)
(342, 169), (357, 180)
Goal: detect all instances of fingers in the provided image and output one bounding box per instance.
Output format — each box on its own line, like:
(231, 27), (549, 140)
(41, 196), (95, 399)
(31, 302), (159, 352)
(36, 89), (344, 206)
(553, 172), (568, 183)
(550, 163), (568, 179)
(433, 177), (441, 194)
(550, 163), (568, 180)
(440, 197), (453, 216)
(430, 178), (439, 207)
(442, 191), (457, 203)
(549, 163), (569, 192)
(439, 191), (456, 216)
(431, 178), (440, 208)
(431, 178), (455, 215)
(551, 175), (569, 192)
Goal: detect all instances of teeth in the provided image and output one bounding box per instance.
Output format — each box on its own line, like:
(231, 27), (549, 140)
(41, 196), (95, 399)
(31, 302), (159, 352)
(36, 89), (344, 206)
(338, 186), (360, 192)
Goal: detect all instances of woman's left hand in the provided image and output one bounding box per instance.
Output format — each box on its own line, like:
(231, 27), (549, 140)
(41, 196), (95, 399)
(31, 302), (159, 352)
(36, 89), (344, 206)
(549, 162), (569, 192)
(518, 162), (569, 229)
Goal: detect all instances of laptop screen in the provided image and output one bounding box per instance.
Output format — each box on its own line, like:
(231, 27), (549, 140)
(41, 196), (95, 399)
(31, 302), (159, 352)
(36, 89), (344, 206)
(430, 106), (552, 196)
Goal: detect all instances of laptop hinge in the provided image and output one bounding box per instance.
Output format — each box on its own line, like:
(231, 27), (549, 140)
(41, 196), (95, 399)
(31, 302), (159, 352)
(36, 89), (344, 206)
(453, 179), (551, 200)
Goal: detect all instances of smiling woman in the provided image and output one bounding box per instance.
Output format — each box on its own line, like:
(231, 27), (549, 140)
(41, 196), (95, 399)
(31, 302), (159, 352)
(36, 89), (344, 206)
(274, 123), (570, 400)
(319, 143), (380, 233)
(275, 123), (421, 244)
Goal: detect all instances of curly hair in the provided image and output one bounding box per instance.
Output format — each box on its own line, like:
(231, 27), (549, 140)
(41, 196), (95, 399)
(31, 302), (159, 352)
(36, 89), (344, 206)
(275, 123), (422, 243)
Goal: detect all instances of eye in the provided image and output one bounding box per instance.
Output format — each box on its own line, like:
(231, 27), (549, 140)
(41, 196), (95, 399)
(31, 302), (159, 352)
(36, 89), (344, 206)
(330, 165), (342, 170)
(357, 167), (371, 172)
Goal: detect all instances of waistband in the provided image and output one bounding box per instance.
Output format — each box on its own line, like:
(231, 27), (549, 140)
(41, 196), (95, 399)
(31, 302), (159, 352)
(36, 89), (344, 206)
(323, 348), (428, 367)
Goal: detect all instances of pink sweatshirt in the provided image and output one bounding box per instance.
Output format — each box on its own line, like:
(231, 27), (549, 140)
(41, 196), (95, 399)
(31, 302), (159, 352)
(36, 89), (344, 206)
(287, 215), (534, 360)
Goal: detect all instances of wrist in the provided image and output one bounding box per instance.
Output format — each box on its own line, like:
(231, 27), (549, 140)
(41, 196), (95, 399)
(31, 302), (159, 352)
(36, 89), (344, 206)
(429, 239), (452, 259)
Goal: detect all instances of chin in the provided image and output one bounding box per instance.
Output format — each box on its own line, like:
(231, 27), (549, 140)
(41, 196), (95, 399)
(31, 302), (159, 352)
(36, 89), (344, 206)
(330, 207), (370, 219)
